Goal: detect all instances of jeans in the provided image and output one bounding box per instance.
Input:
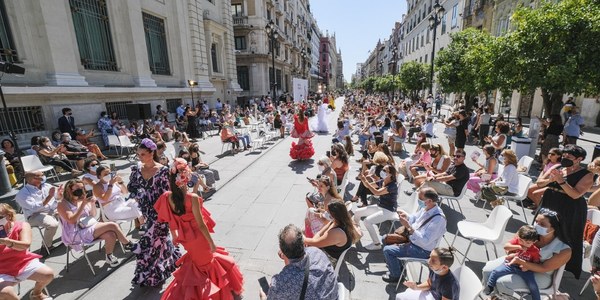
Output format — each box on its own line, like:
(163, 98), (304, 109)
(487, 264), (540, 300)
(383, 243), (430, 278)
(237, 134), (251, 148)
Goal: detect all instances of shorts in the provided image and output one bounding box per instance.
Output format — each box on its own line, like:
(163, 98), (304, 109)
(0, 259), (45, 283)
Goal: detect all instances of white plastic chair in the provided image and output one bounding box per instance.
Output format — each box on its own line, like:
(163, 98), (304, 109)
(517, 155), (534, 175)
(395, 257), (430, 291)
(117, 135), (137, 159)
(220, 140), (232, 155)
(453, 205), (513, 264)
(31, 225), (50, 254)
(20, 155), (60, 181)
(453, 266), (482, 300)
(580, 209), (600, 295)
(439, 183), (469, 215)
(514, 264), (566, 299)
(337, 282), (345, 300)
(334, 246), (352, 277)
(107, 135), (121, 156)
(64, 238), (103, 276)
(502, 174), (533, 223)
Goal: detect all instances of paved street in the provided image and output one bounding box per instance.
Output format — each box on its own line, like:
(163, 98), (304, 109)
(7, 96), (599, 299)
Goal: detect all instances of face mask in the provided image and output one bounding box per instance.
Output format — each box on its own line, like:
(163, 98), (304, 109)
(498, 155), (504, 164)
(89, 166), (97, 172)
(40, 175), (47, 185)
(45, 142), (52, 147)
(318, 165), (325, 172)
(431, 267), (445, 275)
(380, 171), (388, 180)
(65, 137), (72, 142)
(72, 189), (84, 197)
(0, 217), (7, 226)
(81, 130), (86, 135)
(103, 175), (112, 182)
(418, 199), (426, 209)
(534, 224), (552, 236)
(560, 158), (574, 168)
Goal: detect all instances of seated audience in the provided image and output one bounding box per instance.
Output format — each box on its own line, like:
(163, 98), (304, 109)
(479, 149), (519, 207)
(57, 179), (136, 267)
(188, 143), (220, 187)
(60, 132), (91, 170)
(305, 176), (342, 238)
(330, 143), (350, 187)
(92, 165), (144, 224)
(419, 149), (469, 197)
(396, 247), (459, 300)
(412, 144), (451, 187)
(75, 128), (107, 160)
(0, 203), (55, 300)
(466, 145), (498, 194)
(1, 139), (22, 185)
(382, 188), (447, 283)
(36, 136), (82, 176)
(14, 171), (61, 253)
(220, 123), (240, 153)
(259, 224), (338, 300)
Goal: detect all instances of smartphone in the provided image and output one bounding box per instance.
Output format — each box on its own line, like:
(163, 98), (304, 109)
(187, 174), (199, 188)
(326, 150), (331, 157)
(258, 276), (270, 294)
(110, 171), (116, 178)
(0, 225), (7, 238)
(85, 190), (94, 198)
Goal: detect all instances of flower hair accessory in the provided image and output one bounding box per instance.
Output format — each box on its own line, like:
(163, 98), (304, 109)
(171, 158), (191, 188)
(141, 138), (157, 151)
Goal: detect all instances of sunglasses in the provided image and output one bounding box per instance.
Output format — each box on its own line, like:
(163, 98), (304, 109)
(454, 155), (464, 158)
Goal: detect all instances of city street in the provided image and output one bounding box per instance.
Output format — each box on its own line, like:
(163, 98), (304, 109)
(10, 97), (599, 300)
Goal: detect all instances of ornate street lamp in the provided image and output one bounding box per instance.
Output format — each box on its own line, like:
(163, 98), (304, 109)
(187, 79), (198, 106)
(265, 20), (279, 100)
(391, 45), (398, 98)
(428, 0), (445, 96)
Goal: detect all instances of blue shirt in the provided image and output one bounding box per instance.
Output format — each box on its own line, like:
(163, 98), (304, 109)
(564, 114), (584, 137)
(267, 247), (338, 300)
(176, 105), (185, 118)
(378, 181), (398, 212)
(408, 205), (447, 252)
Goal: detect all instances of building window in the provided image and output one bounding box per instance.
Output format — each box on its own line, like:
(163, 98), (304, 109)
(166, 99), (181, 113)
(232, 3), (243, 16)
(421, 32), (424, 47)
(234, 36), (246, 50)
(211, 43), (219, 73)
(267, 9), (271, 20)
(105, 101), (133, 120)
(451, 4), (458, 28)
(441, 12), (447, 34)
(0, 106), (44, 135)
(69, 0), (118, 71)
(0, 0), (19, 63)
(237, 66), (249, 90)
(425, 54), (428, 63)
(276, 69), (282, 90)
(143, 13), (170, 75)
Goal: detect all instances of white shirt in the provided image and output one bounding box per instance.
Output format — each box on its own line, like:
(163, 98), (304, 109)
(14, 183), (58, 219)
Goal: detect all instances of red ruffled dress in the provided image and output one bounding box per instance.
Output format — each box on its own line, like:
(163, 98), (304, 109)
(154, 192), (244, 300)
(290, 115), (315, 160)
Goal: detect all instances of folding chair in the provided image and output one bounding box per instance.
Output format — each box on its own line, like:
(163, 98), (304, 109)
(107, 135), (121, 156)
(117, 135), (137, 160)
(20, 155), (60, 181)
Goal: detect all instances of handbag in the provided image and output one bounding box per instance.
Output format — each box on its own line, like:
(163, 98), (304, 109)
(299, 254), (310, 300)
(78, 215), (98, 229)
(383, 214), (443, 245)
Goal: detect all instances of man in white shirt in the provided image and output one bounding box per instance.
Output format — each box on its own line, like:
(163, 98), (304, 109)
(15, 171), (62, 252)
(215, 98), (223, 115)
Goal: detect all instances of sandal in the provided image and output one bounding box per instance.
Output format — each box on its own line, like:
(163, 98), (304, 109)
(350, 196), (359, 203)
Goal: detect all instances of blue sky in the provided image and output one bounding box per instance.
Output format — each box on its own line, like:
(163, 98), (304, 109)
(310, 1), (407, 83)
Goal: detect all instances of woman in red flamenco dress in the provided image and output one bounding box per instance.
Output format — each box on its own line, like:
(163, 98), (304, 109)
(154, 158), (243, 300)
(290, 108), (315, 160)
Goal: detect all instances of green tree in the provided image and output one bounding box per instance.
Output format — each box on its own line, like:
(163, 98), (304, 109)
(373, 75), (399, 96)
(398, 62), (430, 102)
(500, 0), (600, 114)
(435, 28), (496, 108)
(359, 76), (377, 94)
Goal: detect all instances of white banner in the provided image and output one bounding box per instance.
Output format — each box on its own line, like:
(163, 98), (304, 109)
(292, 78), (309, 103)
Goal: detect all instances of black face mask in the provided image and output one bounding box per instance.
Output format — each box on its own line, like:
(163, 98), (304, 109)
(72, 189), (84, 197)
(560, 158), (574, 168)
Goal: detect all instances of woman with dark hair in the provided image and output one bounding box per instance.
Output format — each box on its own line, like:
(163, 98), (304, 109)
(36, 136), (82, 176)
(1, 139), (23, 185)
(289, 108), (315, 160)
(466, 145), (498, 194)
(185, 106), (201, 139)
(539, 115), (564, 168)
(330, 143), (349, 186)
(482, 208), (571, 298)
(484, 121), (510, 156)
(154, 158), (243, 300)
(524, 148), (562, 210)
(127, 138), (181, 286)
(304, 200), (361, 266)
(537, 145), (594, 278)
(305, 176), (342, 238)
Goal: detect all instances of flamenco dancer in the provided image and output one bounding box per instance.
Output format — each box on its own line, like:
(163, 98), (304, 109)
(154, 158), (244, 300)
(310, 101), (329, 133)
(290, 106), (315, 160)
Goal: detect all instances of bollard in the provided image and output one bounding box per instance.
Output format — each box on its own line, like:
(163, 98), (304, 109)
(0, 150), (12, 196)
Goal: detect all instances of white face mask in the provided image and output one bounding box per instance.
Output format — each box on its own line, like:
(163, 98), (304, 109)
(431, 266), (445, 275)
(318, 165), (325, 172)
(89, 166), (97, 173)
(418, 199), (426, 209)
(0, 217), (7, 226)
(103, 175), (112, 182)
(535, 224), (552, 236)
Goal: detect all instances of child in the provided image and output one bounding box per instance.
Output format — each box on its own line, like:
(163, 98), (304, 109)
(397, 247), (460, 300)
(484, 225), (541, 300)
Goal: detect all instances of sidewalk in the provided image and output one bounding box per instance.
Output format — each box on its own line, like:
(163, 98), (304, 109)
(8, 124), (286, 299)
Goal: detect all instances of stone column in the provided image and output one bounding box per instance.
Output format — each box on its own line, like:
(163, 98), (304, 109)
(220, 0), (242, 97)
(36, 0), (88, 86)
(120, 0), (157, 87)
(188, 0), (214, 98)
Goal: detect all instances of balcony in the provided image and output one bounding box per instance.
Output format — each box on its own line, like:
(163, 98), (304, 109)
(233, 15), (249, 27)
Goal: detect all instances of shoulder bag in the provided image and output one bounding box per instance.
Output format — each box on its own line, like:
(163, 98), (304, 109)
(383, 214), (443, 245)
(299, 254), (310, 300)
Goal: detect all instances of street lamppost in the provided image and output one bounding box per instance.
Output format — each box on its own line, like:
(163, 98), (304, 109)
(300, 49), (307, 79)
(391, 45), (398, 99)
(265, 20), (279, 101)
(187, 79), (198, 106)
(428, 0), (445, 97)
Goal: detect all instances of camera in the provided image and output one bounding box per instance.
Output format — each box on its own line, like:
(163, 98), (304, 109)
(188, 174), (199, 188)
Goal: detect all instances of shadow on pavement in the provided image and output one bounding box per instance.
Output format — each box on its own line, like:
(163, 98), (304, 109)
(288, 159), (314, 174)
